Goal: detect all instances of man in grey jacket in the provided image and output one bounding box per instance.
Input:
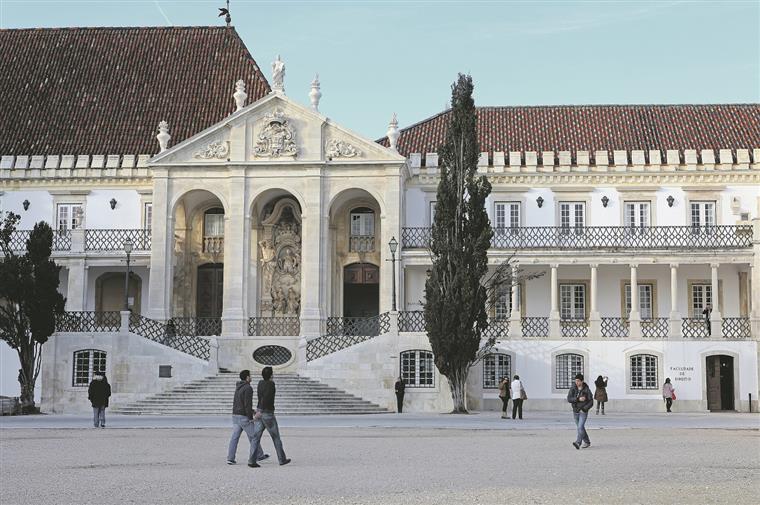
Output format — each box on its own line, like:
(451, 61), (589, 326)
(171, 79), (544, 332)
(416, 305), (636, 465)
(226, 370), (268, 465)
(567, 373), (594, 450)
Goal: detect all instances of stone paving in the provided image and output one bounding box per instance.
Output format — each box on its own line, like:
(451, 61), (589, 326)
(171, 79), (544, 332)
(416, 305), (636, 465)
(1, 412), (759, 504)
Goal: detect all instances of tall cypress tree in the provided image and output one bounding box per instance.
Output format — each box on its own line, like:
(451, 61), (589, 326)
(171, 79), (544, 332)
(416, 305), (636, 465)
(424, 74), (492, 413)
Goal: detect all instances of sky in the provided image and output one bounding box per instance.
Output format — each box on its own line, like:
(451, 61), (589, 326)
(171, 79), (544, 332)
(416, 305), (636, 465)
(0, 0), (758, 139)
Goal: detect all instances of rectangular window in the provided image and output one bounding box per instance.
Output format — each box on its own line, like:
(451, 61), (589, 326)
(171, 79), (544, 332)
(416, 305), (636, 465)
(494, 202), (520, 230)
(483, 354), (512, 389)
(494, 286), (520, 320)
(350, 212), (374, 236)
(630, 354), (658, 390)
(559, 202), (585, 234)
(690, 201), (716, 229)
(560, 284), (585, 319)
(691, 284), (712, 317)
(143, 203), (153, 230)
(624, 284), (654, 319)
(624, 202), (650, 229)
(401, 350), (434, 388)
(555, 353), (584, 389)
(56, 203), (83, 231)
(73, 350), (107, 386)
(204, 213), (224, 237)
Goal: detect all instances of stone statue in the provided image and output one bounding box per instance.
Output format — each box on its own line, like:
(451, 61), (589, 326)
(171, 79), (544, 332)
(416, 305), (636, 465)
(259, 239), (276, 293)
(272, 287), (287, 315)
(278, 247), (299, 274)
(272, 55), (285, 93)
(286, 287), (300, 315)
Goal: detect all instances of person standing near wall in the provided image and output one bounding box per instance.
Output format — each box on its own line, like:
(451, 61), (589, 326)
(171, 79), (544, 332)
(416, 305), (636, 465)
(88, 374), (111, 428)
(594, 375), (608, 415)
(702, 304), (712, 336)
(394, 376), (405, 414)
(568, 373), (594, 449)
(662, 378), (675, 413)
(498, 377), (511, 419)
(510, 375), (526, 420)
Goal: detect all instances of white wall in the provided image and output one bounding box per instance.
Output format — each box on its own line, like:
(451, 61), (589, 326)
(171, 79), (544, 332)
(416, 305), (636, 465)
(85, 189), (142, 228)
(0, 190), (53, 229)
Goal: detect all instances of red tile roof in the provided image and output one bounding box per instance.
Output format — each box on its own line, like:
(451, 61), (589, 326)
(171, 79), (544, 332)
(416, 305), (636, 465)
(0, 26), (270, 155)
(378, 105), (760, 163)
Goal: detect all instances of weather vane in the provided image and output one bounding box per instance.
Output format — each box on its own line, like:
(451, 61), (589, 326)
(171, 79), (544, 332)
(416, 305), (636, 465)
(218, 0), (231, 27)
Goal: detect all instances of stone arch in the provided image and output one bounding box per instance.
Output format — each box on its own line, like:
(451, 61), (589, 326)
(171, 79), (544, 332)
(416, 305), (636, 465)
(94, 271), (142, 314)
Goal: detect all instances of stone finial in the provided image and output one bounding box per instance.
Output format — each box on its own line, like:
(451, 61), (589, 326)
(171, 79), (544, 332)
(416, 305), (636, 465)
(309, 74), (322, 112)
(271, 55), (285, 94)
(386, 113), (399, 152)
(233, 80), (247, 111)
(156, 121), (171, 152)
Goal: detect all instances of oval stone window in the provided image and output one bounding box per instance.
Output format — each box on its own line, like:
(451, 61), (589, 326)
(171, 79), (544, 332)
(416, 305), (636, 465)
(252, 345), (292, 366)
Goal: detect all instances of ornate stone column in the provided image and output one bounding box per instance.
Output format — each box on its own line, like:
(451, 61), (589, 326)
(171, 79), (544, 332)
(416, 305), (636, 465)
(588, 264), (601, 339)
(147, 169), (171, 320)
(669, 263), (681, 339)
(221, 169), (246, 336)
(549, 264), (560, 338)
(710, 262), (722, 338)
(629, 264), (642, 339)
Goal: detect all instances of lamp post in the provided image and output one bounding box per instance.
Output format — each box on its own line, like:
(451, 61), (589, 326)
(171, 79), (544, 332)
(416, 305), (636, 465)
(388, 237), (398, 312)
(123, 239), (133, 311)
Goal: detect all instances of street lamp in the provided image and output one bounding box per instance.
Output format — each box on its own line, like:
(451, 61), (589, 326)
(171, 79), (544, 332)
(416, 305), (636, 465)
(123, 239), (133, 311)
(388, 237), (398, 312)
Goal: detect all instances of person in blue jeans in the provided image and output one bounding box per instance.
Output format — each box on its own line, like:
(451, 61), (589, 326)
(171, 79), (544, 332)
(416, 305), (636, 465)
(227, 369), (268, 465)
(567, 373), (594, 449)
(88, 374), (111, 428)
(248, 367), (291, 468)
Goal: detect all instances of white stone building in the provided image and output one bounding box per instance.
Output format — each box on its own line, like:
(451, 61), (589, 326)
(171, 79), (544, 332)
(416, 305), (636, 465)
(1, 27), (758, 414)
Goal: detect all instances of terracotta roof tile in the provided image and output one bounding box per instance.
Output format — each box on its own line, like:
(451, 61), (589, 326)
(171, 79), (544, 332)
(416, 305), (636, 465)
(378, 105), (760, 163)
(0, 26), (270, 155)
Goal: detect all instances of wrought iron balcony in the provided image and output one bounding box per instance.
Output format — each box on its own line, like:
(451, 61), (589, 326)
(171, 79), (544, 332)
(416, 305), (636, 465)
(349, 235), (375, 253)
(682, 317), (710, 338)
(55, 311), (121, 332)
(641, 318), (669, 338)
(85, 229), (151, 251)
(721, 317), (751, 339)
(561, 318), (589, 338)
(399, 310), (426, 332)
(402, 225), (752, 251)
(8, 229), (71, 252)
(170, 317), (222, 337)
(601, 317), (629, 338)
(521, 317), (549, 338)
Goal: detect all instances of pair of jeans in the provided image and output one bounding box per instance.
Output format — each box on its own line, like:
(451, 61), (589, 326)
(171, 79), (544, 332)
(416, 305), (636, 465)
(500, 397), (510, 413)
(396, 393), (404, 413)
(665, 397), (673, 412)
(227, 415), (265, 463)
(512, 398), (523, 419)
(250, 412), (287, 465)
(573, 410), (590, 445)
(92, 407), (106, 427)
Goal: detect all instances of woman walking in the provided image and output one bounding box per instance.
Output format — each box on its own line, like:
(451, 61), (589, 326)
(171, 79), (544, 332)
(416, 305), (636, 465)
(498, 377), (511, 419)
(662, 378), (675, 413)
(594, 375), (608, 415)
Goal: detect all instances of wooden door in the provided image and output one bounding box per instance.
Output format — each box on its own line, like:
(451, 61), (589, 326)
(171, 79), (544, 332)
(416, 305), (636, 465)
(196, 263), (223, 318)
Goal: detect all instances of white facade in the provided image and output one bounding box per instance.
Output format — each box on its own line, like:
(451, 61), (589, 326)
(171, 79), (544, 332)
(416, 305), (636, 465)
(2, 76), (759, 414)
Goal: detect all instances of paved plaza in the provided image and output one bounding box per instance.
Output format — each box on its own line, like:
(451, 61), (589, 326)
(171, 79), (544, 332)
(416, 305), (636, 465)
(2, 412), (759, 505)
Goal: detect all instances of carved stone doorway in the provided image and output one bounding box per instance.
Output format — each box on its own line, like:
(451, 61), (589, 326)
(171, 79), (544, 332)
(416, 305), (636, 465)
(196, 263), (223, 318)
(343, 263), (379, 317)
(706, 355), (734, 411)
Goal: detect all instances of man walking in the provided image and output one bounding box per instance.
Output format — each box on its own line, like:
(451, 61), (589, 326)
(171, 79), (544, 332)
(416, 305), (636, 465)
(87, 373), (111, 428)
(248, 367), (291, 468)
(394, 375), (405, 414)
(567, 373), (594, 449)
(227, 370), (268, 465)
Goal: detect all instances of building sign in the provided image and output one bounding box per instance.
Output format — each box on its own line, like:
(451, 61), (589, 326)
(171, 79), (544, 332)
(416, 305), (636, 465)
(669, 366), (695, 382)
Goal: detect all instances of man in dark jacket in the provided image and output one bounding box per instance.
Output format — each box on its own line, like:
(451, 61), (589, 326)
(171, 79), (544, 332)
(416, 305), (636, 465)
(567, 373), (594, 449)
(395, 376), (405, 413)
(227, 370), (268, 465)
(248, 367), (290, 468)
(88, 374), (111, 428)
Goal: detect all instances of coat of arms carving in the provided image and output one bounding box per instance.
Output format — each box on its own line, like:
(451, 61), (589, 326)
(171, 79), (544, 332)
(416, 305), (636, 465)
(254, 109), (297, 158)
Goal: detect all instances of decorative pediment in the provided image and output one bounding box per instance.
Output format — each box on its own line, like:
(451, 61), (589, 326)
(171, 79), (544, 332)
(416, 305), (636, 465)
(325, 138), (361, 158)
(254, 108), (298, 158)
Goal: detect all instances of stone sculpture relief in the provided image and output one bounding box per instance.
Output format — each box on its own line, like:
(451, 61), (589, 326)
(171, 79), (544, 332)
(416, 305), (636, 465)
(257, 199), (302, 316)
(325, 139), (361, 158)
(193, 140), (229, 160)
(254, 109), (297, 158)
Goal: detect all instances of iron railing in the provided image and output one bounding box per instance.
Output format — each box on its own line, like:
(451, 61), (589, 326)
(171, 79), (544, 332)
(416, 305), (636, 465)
(8, 229), (72, 252)
(682, 317), (711, 338)
(641, 318), (669, 338)
(402, 225), (752, 250)
(601, 317), (629, 338)
(129, 315), (210, 360)
(307, 313), (390, 361)
(521, 317), (549, 338)
(55, 311), (121, 332)
(721, 317), (751, 339)
(349, 235), (375, 253)
(399, 311), (425, 332)
(561, 318), (588, 338)
(248, 317), (300, 336)
(482, 319), (510, 340)
(170, 317), (222, 337)
(85, 229), (151, 251)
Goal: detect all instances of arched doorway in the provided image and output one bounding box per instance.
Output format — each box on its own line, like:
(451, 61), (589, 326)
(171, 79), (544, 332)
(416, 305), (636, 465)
(706, 355), (734, 411)
(343, 263), (379, 317)
(196, 263), (223, 318)
(95, 272), (141, 314)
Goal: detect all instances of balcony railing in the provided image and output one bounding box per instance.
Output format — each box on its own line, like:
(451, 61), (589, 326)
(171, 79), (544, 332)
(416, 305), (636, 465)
(399, 310), (425, 332)
(203, 236), (224, 255)
(721, 317), (751, 339)
(170, 317), (222, 337)
(601, 317), (629, 338)
(85, 229), (151, 251)
(8, 229), (71, 252)
(561, 318), (588, 338)
(349, 235), (375, 253)
(248, 317), (300, 336)
(307, 313), (391, 361)
(402, 225), (752, 250)
(482, 319), (510, 340)
(521, 317), (549, 338)
(641, 318), (669, 338)
(55, 311), (121, 332)
(129, 315), (210, 361)
(682, 318), (710, 338)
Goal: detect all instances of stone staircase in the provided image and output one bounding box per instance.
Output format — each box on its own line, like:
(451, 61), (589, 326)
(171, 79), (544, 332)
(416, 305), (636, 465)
(110, 370), (389, 415)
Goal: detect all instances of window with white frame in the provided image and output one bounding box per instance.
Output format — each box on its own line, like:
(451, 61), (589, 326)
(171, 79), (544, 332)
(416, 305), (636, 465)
(690, 201), (716, 229)
(143, 202), (153, 230)
(559, 202), (585, 234)
(483, 353), (511, 389)
(56, 203), (83, 231)
(624, 201), (650, 230)
(494, 285), (520, 320)
(429, 201), (437, 225)
(204, 208), (225, 237)
(691, 283), (712, 317)
(555, 353), (584, 389)
(494, 202), (520, 232)
(73, 349), (107, 386)
(624, 283), (654, 319)
(560, 284), (585, 319)
(630, 354), (658, 389)
(350, 207), (375, 252)
(400, 350), (434, 388)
